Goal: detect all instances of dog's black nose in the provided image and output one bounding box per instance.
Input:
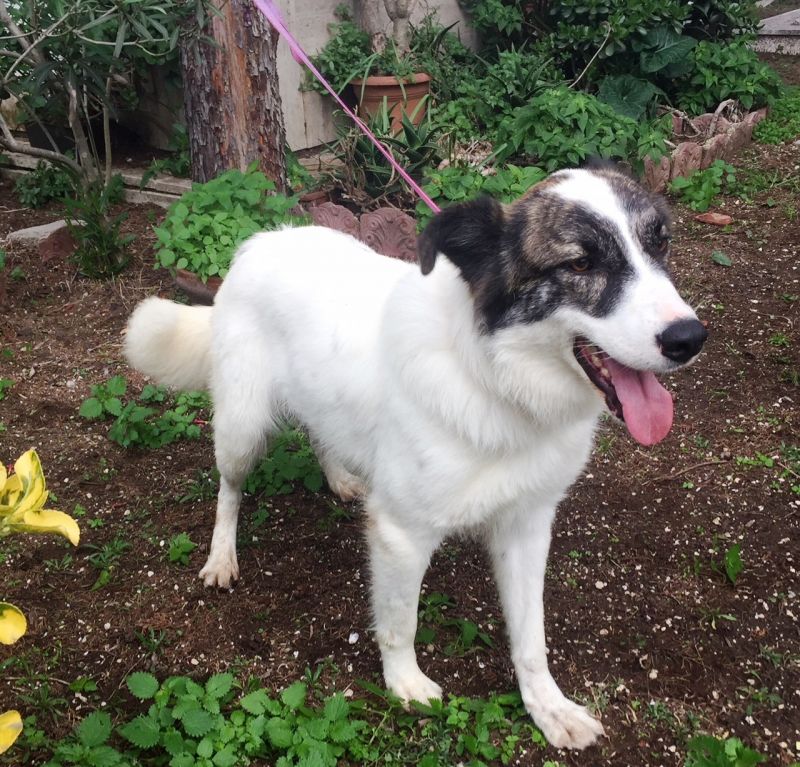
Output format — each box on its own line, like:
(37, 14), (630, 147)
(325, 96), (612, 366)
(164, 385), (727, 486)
(657, 319), (708, 363)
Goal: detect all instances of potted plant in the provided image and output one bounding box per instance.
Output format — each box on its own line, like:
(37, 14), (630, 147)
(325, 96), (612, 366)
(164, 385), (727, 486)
(311, 4), (455, 133)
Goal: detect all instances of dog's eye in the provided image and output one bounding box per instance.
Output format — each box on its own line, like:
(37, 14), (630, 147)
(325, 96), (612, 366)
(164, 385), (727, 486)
(655, 237), (670, 254)
(569, 257), (592, 273)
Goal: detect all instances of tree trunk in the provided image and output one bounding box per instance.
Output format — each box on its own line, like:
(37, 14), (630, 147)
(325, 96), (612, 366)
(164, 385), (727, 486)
(180, 0), (287, 189)
(354, 0), (386, 54)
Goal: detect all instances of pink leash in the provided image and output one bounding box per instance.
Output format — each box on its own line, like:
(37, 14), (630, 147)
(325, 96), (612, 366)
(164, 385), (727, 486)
(251, 0), (441, 214)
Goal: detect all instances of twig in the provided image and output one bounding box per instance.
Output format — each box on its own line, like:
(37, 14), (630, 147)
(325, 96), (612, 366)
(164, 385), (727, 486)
(569, 22), (612, 90)
(708, 99), (736, 139)
(645, 459), (727, 485)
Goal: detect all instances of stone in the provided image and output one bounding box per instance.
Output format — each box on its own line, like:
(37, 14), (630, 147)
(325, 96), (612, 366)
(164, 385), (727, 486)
(6, 219), (71, 244)
(309, 202), (360, 239)
(642, 154), (671, 193)
(690, 114), (715, 136)
(745, 108), (768, 127)
(700, 133), (731, 169)
(38, 224), (77, 263)
(360, 208), (417, 263)
(726, 122), (751, 155)
(694, 212), (733, 226)
(670, 142), (702, 181)
(174, 269), (221, 305)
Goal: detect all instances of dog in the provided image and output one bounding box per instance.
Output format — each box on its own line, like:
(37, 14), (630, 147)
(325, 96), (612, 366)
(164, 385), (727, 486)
(124, 164), (706, 750)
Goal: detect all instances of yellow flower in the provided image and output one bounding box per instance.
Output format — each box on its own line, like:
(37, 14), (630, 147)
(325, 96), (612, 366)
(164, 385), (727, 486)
(0, 711), (23, 754)
(0, 450), (79, 545)
(0, 603), (27, 645)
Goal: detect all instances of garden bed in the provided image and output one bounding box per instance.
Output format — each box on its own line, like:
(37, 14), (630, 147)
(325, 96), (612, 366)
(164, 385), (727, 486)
(0, 130), (798, 766)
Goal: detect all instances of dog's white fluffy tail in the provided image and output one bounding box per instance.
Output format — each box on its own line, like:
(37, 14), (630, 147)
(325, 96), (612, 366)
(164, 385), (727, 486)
(124, 297), (212, 391)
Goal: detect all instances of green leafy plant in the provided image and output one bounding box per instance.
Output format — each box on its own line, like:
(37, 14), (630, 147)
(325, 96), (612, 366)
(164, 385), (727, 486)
(39, 672), (544, 767)
(65, 177), (133, 279)
(753, 87), (800, 145)
(496, 87), (668, 169)
(685, 734), (766, 766)
(244, 429), (323, 497)
(0, 379), (12, 402)
(141, 124), (191, 186)
(154, 164), (303, 282)
(415, 163), (547, 228)
(669, 160), (736, 212)
(673, 39), (782, 115)
(80, 380), (210, 449)
(14, 162), (75, 208)
(416, 592), (495, 657)
(78, 375), (128, 419)
(167, 532), (197, 566)
(333, 102), (443, 202)
(86, 536), (130, 590)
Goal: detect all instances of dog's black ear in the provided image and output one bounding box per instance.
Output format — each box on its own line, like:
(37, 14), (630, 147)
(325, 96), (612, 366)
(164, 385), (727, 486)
(581, 156), (636, 181)
(417, 196), (504, 278)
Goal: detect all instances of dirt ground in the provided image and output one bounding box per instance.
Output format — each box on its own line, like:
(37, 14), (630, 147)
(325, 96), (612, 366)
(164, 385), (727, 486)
(1, 118), (799, 767)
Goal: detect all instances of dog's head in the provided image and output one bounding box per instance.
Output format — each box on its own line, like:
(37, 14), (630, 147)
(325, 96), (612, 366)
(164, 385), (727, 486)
(417, 164), (707, 446)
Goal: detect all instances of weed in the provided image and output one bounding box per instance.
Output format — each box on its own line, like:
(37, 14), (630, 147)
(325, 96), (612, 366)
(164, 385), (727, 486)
(416, 592), (495, 657)
(69, 676), (98, 695)
(711, 250), (732, 267)
(14, 161), (76, 208)
(178, 469), (219, 504)
(244, 429), (323, 497)
(80, 378), (210, 449)
(86, 536), (131, 590)
(685, 734), (766, 766)
(669, 161), (736, 212)
(768, 333), (790, 348)
(135, 629), (170, 658)
(167, 532), (197, 565)
(0, 378), (13, 401)
(40, 672), (544, 767)
(753, 86), (800, 145)
(699, 607), (737, 631)
(43, 554), (74, 572)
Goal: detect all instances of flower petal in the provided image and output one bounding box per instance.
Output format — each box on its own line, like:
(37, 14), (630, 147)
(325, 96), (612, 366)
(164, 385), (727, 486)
(18, 509), (80, 546)
(0, 603), (27, 645)
(0, 710), (23, 754)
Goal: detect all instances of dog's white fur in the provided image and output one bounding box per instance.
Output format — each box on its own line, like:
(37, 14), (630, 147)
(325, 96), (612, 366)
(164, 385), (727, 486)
(125, 170), (700, 750)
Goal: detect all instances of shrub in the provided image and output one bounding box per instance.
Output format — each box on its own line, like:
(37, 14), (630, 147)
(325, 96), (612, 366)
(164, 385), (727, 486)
(14, 161), (76, 208)
(65, 177), (132, 279)
(673, 39), (783, 114)
(431, 46), (560, 141)
(153, 164), (304, 282)
(333, 104), (443, 202)
(415, 164), (547, 227)
(495, 87), (668, 170)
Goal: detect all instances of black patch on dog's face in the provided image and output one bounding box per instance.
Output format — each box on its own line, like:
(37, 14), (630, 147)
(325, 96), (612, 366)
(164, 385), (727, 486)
(417, 169), (672, 332)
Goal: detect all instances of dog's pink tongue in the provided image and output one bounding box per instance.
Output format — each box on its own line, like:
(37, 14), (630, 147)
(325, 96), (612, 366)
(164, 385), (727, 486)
(605, 359), (674, 446)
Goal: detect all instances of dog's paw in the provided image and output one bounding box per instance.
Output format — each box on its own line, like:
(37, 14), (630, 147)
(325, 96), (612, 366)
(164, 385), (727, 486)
(199, 549), (239, 589)
(528, 696), (605, 750)
(328, 472), (368, 502)
(385, 668), (443, 706)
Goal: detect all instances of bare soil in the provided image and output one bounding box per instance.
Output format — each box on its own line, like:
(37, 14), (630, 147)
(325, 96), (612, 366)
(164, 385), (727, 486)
(1, 138), (799, 765)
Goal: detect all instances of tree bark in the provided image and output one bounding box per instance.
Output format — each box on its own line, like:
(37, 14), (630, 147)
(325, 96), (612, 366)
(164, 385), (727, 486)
(354, 0), (386, 54)
(180, 0), (287, 189)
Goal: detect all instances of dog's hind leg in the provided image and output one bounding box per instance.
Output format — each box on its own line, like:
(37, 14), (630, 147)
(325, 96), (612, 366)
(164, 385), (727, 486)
(199, 354), (277, 589)
(488, 505), (605, 750)
(366, 497), (444, 705)
(315, 447), (367, 502)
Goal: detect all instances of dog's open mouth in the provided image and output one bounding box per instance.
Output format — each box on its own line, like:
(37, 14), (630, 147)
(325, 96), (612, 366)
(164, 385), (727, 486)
(573, 338), (674, 446)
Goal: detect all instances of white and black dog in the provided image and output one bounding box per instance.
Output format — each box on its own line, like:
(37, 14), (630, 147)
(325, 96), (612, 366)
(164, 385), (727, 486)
(125, 165), (706, 750)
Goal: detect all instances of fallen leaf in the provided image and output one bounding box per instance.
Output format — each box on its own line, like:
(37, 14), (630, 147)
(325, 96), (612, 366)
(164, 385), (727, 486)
(694, 212), (733, 226)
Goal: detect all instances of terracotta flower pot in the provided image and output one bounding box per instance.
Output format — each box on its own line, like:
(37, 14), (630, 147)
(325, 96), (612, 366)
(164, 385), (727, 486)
(350, 73), (431, 134)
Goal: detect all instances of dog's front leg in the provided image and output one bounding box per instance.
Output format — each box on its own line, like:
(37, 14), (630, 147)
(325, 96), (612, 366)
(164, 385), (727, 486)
(367, 499), (444, 705)
(489, 507), (605, 750)
(198, 475), (241, 588)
